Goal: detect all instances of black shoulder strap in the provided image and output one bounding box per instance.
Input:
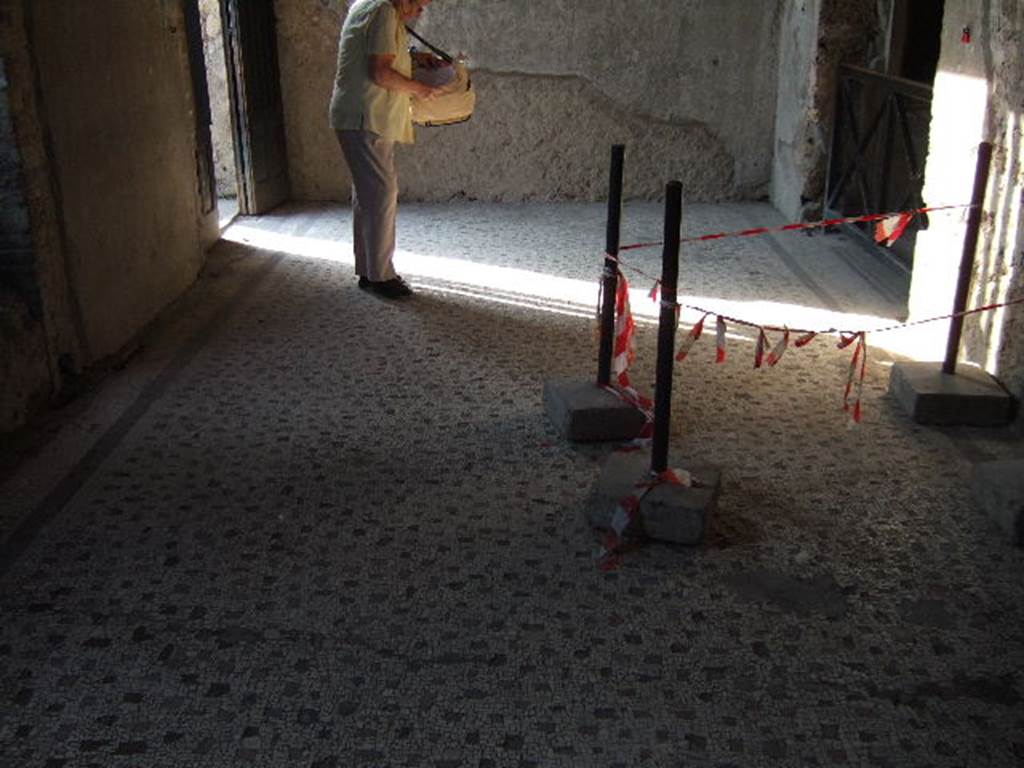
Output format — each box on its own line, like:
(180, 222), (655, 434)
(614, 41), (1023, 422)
(405, 25), (454, 64)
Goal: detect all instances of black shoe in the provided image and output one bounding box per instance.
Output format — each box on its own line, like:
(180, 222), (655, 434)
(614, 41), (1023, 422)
(369, 276), (413, 299)
(391, 276), (413, 295)
(357, 276), (371, 290)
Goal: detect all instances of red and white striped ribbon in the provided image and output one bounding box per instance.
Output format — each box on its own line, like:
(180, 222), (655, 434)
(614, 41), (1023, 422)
(839, 332), (868, 423)
(618, 203), (971, 253)
(875, 211), (915, 246)
(597, 469), (691, 571)
(603, 269), (655, 435)
(676, 313), (709, 362)
(611, 270), (637, 387)
(754, 328), (769, 368)
(765, 328), (790, 367)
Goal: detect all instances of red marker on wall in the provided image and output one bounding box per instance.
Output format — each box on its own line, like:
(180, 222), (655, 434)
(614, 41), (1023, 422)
(961, 26), (971, 44)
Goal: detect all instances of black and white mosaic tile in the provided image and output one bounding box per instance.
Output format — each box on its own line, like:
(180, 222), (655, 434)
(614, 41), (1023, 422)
(2, 202), (1022, 767)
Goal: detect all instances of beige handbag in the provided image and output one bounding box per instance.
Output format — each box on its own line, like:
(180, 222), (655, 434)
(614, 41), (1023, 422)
(406, 27), (476, 127)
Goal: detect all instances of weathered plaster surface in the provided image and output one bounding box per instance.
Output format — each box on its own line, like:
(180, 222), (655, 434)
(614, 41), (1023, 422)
(276, 0), (352, 201)
(966, 0), (1024, 403)
(1, 3), (83, 433)
(28, 0), (206, 360)
(278, 0), (783, 202)
(771, 0), (886, 220)
(0, 52), (49, 429)
(906, 0), (1024, 408)
(401, 71), (734, 201)
(199, 0), (236, 198)
(1, 0), (211, 432)
(771, 0), (823, 220)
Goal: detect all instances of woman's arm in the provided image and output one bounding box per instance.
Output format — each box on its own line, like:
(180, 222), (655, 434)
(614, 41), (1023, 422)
(411, 50), (446, 69)
(369, 54), (438, 99)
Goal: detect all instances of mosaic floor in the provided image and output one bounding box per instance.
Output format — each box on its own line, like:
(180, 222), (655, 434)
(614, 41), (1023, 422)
(1, 202), (1022, 767)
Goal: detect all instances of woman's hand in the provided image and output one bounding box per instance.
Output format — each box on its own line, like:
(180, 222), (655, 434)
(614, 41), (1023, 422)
(370, 53), (441, 98)
(413, 81), (443, 100)
(412, 51), (446, 70)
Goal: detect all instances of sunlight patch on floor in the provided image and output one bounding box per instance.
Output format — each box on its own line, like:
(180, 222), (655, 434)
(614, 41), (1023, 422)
(224, 223), (948, 359)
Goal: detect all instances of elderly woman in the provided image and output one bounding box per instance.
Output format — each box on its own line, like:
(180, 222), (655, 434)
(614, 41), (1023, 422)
(329, 0), (441, 299)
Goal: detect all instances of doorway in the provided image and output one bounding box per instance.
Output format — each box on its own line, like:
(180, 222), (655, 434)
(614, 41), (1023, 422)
(889, 0), (945, 85)
(198, 0), (239, 229)
(184, 0), (291, 230)
(823, 0), (946, 269)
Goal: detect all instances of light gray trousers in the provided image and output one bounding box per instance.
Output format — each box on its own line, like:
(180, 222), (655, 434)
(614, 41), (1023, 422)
(336, 130), (398, 282)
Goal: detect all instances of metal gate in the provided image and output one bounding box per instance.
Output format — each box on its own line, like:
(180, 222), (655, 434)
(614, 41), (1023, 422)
(823, 65), (933, 264)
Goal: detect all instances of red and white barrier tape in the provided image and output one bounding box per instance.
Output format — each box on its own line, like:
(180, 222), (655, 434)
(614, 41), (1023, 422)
(597, 268), (655, 435)
(596, 201), (1013, 424)
(618, 203), (972, 253)
(596, 468), (691, 572)
(602, 256), (1024, 423)
(671, 297), (1024, 423)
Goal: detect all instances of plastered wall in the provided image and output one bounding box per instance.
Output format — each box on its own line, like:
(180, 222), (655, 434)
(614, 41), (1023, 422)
(771, 0), (888, 220)
(0, 47), (53, 429)
(1, 1), (86, 433)
(27, 0), (209, 359)
(199, 0), (236, 198)
(914, 0), (1024, 403)
(277, 0), (784, 202)
(276, 0), (350, 201)
(980, 0), (1024, 403)
(0, 0), (214, 433)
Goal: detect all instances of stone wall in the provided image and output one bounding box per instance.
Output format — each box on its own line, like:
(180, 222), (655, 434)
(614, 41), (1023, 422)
(275, 0), (349, 201)
(199, 0), (236, 198)
(276, 0), (785, 202)
(958, 0), (1024, 404)
(0, 55), (36, 315)
(0, 1), (85, 436)
(907, 0), (1024, 406)
(0, 0), (213, 433)
(26, 0), (208, 359)
(771, 0), (888, 220)
(0, 51), (51, 430)
(982, 1), (1024, 405)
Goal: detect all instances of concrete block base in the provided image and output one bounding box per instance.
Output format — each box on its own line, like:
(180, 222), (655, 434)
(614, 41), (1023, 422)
(587, 449), (722, 545)
(889, 362), (1014, 426)
(971, 460), (1024, 546)
(543, 379), (648, 442)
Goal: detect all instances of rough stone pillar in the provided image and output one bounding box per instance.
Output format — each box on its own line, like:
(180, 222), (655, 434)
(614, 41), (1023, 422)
(199, 0), (236, 198)
(906, 0), (1023, 378)
(769, 0), (887, 221)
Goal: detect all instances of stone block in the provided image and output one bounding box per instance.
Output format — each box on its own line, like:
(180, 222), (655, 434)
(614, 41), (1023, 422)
(587, 449), (721, 545)
(971, 460), (1024, 546)
(889, 361), (1014, 426)
(641, 481), (720, 544)
(543, 379), (647, 442)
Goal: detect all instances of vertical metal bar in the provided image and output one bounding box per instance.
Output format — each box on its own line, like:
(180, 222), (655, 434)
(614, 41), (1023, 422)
(943, 141), (993, 375)
(597, 145), (625, 386)
(879, 93), (896, 215)
(650, 182), (683, 475)
(823, 73), (847, 213)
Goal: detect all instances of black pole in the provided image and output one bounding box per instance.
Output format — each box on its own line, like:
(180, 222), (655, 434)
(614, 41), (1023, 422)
(651, 181), (683, 475)
(597, 145), (625, 386)
(943, 141), (993, 375)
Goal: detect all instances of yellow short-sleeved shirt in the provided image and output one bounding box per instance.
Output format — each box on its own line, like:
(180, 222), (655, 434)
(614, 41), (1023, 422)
(329, 0), (414, 144)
